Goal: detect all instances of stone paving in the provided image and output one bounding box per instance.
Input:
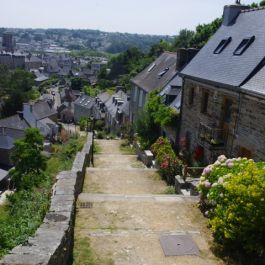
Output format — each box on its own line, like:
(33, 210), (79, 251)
(74, 140), (223, 265)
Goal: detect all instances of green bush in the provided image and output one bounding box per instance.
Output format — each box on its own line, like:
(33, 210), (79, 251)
(0, 190), (50, 256)
(0, 135), (86, 258)
(151, 137), (182, 185)
(198, 156), (265, 258)
(97, 130), (106, 139)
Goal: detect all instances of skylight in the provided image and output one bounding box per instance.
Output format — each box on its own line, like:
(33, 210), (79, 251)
(233, 36), (255, 56)
(214, 37), (232, 54)
(158, 67), (169, 78)
(148, 63), (156, 72)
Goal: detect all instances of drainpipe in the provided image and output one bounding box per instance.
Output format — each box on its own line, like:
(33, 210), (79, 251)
(175, 77), (186, 150)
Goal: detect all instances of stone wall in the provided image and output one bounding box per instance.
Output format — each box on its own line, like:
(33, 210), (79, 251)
(0, 133), (93, 265)
(180, 78), (265, 162)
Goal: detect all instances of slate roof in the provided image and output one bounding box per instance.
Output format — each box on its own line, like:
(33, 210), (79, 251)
(74, 94), (95, 110)
(0, 115), (29, 130)
(97, 92), (111, 104)
(0, 168), (8, 182)
(25, 56), (42, 63)
(35, 75), (49, 82)
(0, 135), (14, 149)
(105, 90), (129, 118)
(160, 75), (182, 97)
(241, 64), (265, 97)
(170, 91), (182, 113)
(181, 8), (265, 90)
(33, 101), (57, 120)
(131, 52), (177, 92)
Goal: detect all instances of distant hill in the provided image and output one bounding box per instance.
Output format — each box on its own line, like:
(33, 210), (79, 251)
(0, 27), (174, 54)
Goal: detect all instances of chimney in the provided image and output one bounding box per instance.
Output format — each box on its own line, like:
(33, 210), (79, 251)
(176, 48), (199, 71)
(23, 102), (33, 113)
(223, 2), (248, 26)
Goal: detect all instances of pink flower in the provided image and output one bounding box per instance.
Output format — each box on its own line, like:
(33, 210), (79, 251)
(227, 162), (234, 168)
(214, 160), (221, 166)
(203, 165), (213, 175)
(204, 181), (211, 188)
(218, 155), (227, 163)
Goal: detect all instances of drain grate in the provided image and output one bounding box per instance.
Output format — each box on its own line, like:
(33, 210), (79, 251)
(80, 202), (93, 209)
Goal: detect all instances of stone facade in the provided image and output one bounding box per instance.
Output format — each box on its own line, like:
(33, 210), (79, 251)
(0, 133), (93, 265)
(180, 78), (265, 163)
(129, 84), (146, 123)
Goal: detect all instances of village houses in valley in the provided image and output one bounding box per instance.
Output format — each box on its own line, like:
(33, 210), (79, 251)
(179, 4), (265, 163)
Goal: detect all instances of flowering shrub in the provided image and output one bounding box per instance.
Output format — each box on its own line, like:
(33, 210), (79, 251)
(198, 155), (265, 257)
(151, 137), (182, 185)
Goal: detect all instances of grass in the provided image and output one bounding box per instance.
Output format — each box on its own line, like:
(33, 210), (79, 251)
(119, 140), (136, 155)
(120, 145), (136, 155)
(73, 237), (115, 265)
(94, 142), (102, 154)
(46, 136), (86, 179)
(162, 186), (176, 194)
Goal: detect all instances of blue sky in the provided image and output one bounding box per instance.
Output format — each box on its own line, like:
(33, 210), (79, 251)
(0, 0), (256, 35)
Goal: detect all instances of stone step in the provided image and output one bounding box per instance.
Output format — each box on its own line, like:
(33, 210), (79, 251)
(78, 193), (198, 203)
(81, 229), (201, 236)
(86, 167), (157, 172)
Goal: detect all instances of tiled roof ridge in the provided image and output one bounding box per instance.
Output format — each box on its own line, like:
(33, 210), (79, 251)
(241, 6), (265, 13)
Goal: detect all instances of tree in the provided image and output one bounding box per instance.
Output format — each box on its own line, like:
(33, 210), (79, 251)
(1, 69), (35, 117)
(10, 128), (47, 190)
(189, 18), (223, 48)
(70, 77), (88, 90)
(173, 29), (195, 49)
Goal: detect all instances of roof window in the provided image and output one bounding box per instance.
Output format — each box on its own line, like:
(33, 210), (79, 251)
(148, 63), (156, 72)
(158, 67), (169, 78)
(233, 36), (255, 56)
(214, 37), (232, 54)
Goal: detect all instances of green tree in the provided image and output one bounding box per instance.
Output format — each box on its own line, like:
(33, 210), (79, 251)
(70, 77), (88, 90)
(259, 0), (265, 6)
(9, 69), (34, 92)
(1, 69), (35, 117)
(10, 128), (47, 190)
(189, 18), (222, 48)
(173, 29), (195, 49)
(144, 90), (178, 127)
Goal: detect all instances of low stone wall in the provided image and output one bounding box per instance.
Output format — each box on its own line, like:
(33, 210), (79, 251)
(134, 142), (153, 168)
(0, 133), (93, 265)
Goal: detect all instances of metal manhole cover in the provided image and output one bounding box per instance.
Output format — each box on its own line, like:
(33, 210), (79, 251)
(159, 234), (199, 256)
(80, 202), (93, 208)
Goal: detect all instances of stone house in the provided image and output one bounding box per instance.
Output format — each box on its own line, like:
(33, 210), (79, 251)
(105, 89), (130, 134)
(94, 92), (111, 120)
(159, 49), (198, 144)
(23, 101), (58, 139)
(73, 94), (95, 123)
(179, 4), (265, 163)
(130, 52), (177, 123)
(0, 114), (30, 167)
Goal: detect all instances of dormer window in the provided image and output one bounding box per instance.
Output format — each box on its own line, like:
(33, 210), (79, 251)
(214, 37), (232, 54)
(233, 36), (255, 56)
